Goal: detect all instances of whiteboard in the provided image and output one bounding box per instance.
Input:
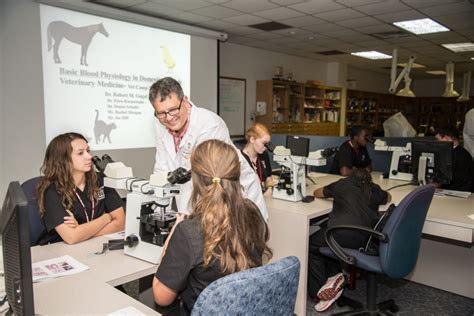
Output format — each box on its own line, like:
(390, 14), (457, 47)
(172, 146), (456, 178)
(219, 77), (246, 137)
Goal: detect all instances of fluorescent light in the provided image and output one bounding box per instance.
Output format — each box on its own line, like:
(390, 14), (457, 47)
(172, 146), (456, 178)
(351, 51), (391, 60)
(426, 70), (446, 75)
(393, 18), (449, 35)
(442, 42), (474, 52)
(398, 62), (425, 68)
(471, 57), (474, 60)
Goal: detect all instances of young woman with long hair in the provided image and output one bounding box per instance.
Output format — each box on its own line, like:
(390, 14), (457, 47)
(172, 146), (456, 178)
(152, 139), (272, 315)
(241, 123), (274, 197)
(37, 132), (125, 245)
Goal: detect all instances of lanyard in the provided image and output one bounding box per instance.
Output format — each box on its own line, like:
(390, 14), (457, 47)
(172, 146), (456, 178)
(255, 157), (263, 184)
(74, 189), (95, 222)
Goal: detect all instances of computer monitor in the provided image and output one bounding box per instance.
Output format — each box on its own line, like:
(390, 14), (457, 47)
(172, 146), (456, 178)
(286, 136), (310, 157)
(411, 140), (453, 185)
(1, 181), (35, 316)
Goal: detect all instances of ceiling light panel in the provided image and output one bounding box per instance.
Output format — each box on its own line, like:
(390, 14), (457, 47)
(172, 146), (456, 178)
(426, 70), (446, 75)
(441, 42), (474, 52)
(393, 18), (450, 35)
(351, 51), (392, 59)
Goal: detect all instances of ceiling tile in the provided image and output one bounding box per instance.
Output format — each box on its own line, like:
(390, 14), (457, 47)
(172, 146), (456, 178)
(197, 19), (239, 31)
(302, 22), (346, 33)
(435, 13), (474, 31)
(355, 1), (412, 15)
(220, 0), (279, 13)
(288, 0), (345, 14)
(279, 15), (327, 27)
(253, 7), (305, 20)
(148, 0), (212, 11)
(129, 2), (180, 17)
(268, 37), (302, 45)
(357, 23), (399, 34)
(191, 5), (244, 19)
(357, 39), (392, 48)
(222, 14), (270, 25)
(374, 10), (427, 23)
(269, 0), (307, 5)
(205, 0), (232, 4)
(270, 27), (310, 35)
(313, 8), (366, 22)
(336, 0), (389, 5)
(418, 2), (474, 17)
(247, 32), (284, 40)
(399, 0), (465, 9)
(324, 29), (365, 39)
(336, 16), (381, 28)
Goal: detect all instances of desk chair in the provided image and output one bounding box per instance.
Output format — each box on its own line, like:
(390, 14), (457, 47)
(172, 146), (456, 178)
(21, 177), (46, 246)
(320, 185), (435, 315)
(191, 256), (300, 315)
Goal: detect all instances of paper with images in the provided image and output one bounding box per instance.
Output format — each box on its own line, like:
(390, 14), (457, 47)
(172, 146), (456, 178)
(32, 255), (89, 282)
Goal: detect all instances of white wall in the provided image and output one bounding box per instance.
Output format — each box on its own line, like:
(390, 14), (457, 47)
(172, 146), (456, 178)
(347, 67), (390, 94)
(219, 42), (329, 130)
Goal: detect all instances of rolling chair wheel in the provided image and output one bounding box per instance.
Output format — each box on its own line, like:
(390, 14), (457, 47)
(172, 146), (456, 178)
(389, 305), (399, 313)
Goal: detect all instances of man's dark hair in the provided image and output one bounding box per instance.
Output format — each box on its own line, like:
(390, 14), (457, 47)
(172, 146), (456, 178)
(148, 77), (184, 104)
(436, 126), (460, 140)
(350, 125), (368, 139)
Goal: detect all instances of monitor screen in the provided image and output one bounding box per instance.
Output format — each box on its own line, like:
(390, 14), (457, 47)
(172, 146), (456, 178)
(286, 136), (310, 157)
(1, 181), (35, 316)
(411, 140), (453, 184)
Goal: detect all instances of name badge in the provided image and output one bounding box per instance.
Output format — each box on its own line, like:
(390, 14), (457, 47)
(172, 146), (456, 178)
(182, 141), (193, 160)
(98, 186), (105, 200)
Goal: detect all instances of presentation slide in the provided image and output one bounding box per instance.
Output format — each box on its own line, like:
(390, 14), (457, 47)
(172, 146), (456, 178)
(39, 4), (190, 150)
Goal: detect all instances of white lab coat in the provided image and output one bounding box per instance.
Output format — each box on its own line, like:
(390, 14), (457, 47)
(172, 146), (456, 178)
(154, 102), (268, 220)
(463, 109), (474, 158)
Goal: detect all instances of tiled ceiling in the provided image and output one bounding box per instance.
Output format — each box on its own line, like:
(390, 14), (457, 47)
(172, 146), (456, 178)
(89, 0), (474, 78)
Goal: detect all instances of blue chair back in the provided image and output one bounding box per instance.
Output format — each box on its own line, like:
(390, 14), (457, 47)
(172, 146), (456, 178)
(21, 177), (45, 246)
(191, 256), (300, 315)
(379, 185), (435, 279)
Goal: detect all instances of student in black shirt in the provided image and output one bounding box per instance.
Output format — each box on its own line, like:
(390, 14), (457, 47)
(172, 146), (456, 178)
(153, 139), (272, 315)
(308, 169), (391, 307)
(330, 126), (372, 176)
(434, 126), (473, 192)
(37, 133), (125, 245)
(241, 123), (274, 196)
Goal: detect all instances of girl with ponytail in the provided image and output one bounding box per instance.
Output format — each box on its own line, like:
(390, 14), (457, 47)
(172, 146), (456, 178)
(152, 139), (272, 315)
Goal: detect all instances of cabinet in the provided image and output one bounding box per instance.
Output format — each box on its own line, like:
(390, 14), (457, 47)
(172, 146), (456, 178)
(256, 80), (344, 136)
(346, 89), (474, 136)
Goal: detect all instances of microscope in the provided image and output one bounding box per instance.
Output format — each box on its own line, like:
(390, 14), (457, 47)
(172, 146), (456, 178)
(272, 145), (336, 202)
(374, 140), (413, 182)
(93, 155), (190, 264)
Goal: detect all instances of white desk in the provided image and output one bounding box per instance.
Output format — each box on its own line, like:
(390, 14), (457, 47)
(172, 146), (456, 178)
(31, 236), (160, 315)
(266, 172), (474, 316)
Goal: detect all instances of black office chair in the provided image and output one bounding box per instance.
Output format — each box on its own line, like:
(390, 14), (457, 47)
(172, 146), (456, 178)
(21, 177), (46, 246)
(320, 185), (435, 315)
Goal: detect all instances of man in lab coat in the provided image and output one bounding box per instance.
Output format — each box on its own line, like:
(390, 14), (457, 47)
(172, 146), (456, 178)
(149, 77), (268, 220)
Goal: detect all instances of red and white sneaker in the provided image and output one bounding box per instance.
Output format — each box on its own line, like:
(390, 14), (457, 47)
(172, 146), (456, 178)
(314, 286), (343, 312)
(317, 272), (345, 301)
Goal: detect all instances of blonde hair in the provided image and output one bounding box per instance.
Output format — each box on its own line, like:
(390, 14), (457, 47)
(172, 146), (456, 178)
(190, 139), (272, 274)
(246, 123), (270, 143)
(37, 133), (98, 217)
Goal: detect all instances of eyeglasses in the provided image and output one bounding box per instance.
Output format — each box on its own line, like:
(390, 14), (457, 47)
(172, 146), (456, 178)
(154, 97), (184, 119)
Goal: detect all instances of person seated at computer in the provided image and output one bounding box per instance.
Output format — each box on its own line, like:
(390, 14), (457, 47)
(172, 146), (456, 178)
(37, 132), (125, 245)
(330, 126), (372, 176)
(434, 126), (473, 192)
(241, 123), (274, 197)
(152, 139), (272, 315)
(308, 168), (391, 312)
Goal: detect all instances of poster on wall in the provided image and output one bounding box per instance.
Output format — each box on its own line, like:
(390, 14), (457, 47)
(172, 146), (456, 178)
(39, 4), (191, 150)
(219, 77), (246, 138)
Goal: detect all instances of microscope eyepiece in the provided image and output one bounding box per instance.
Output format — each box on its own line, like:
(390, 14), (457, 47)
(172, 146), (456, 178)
(265, 142), (275, 152)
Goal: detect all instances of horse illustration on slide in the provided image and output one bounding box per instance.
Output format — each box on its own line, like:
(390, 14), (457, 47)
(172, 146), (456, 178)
(47, 21), (109, 66)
